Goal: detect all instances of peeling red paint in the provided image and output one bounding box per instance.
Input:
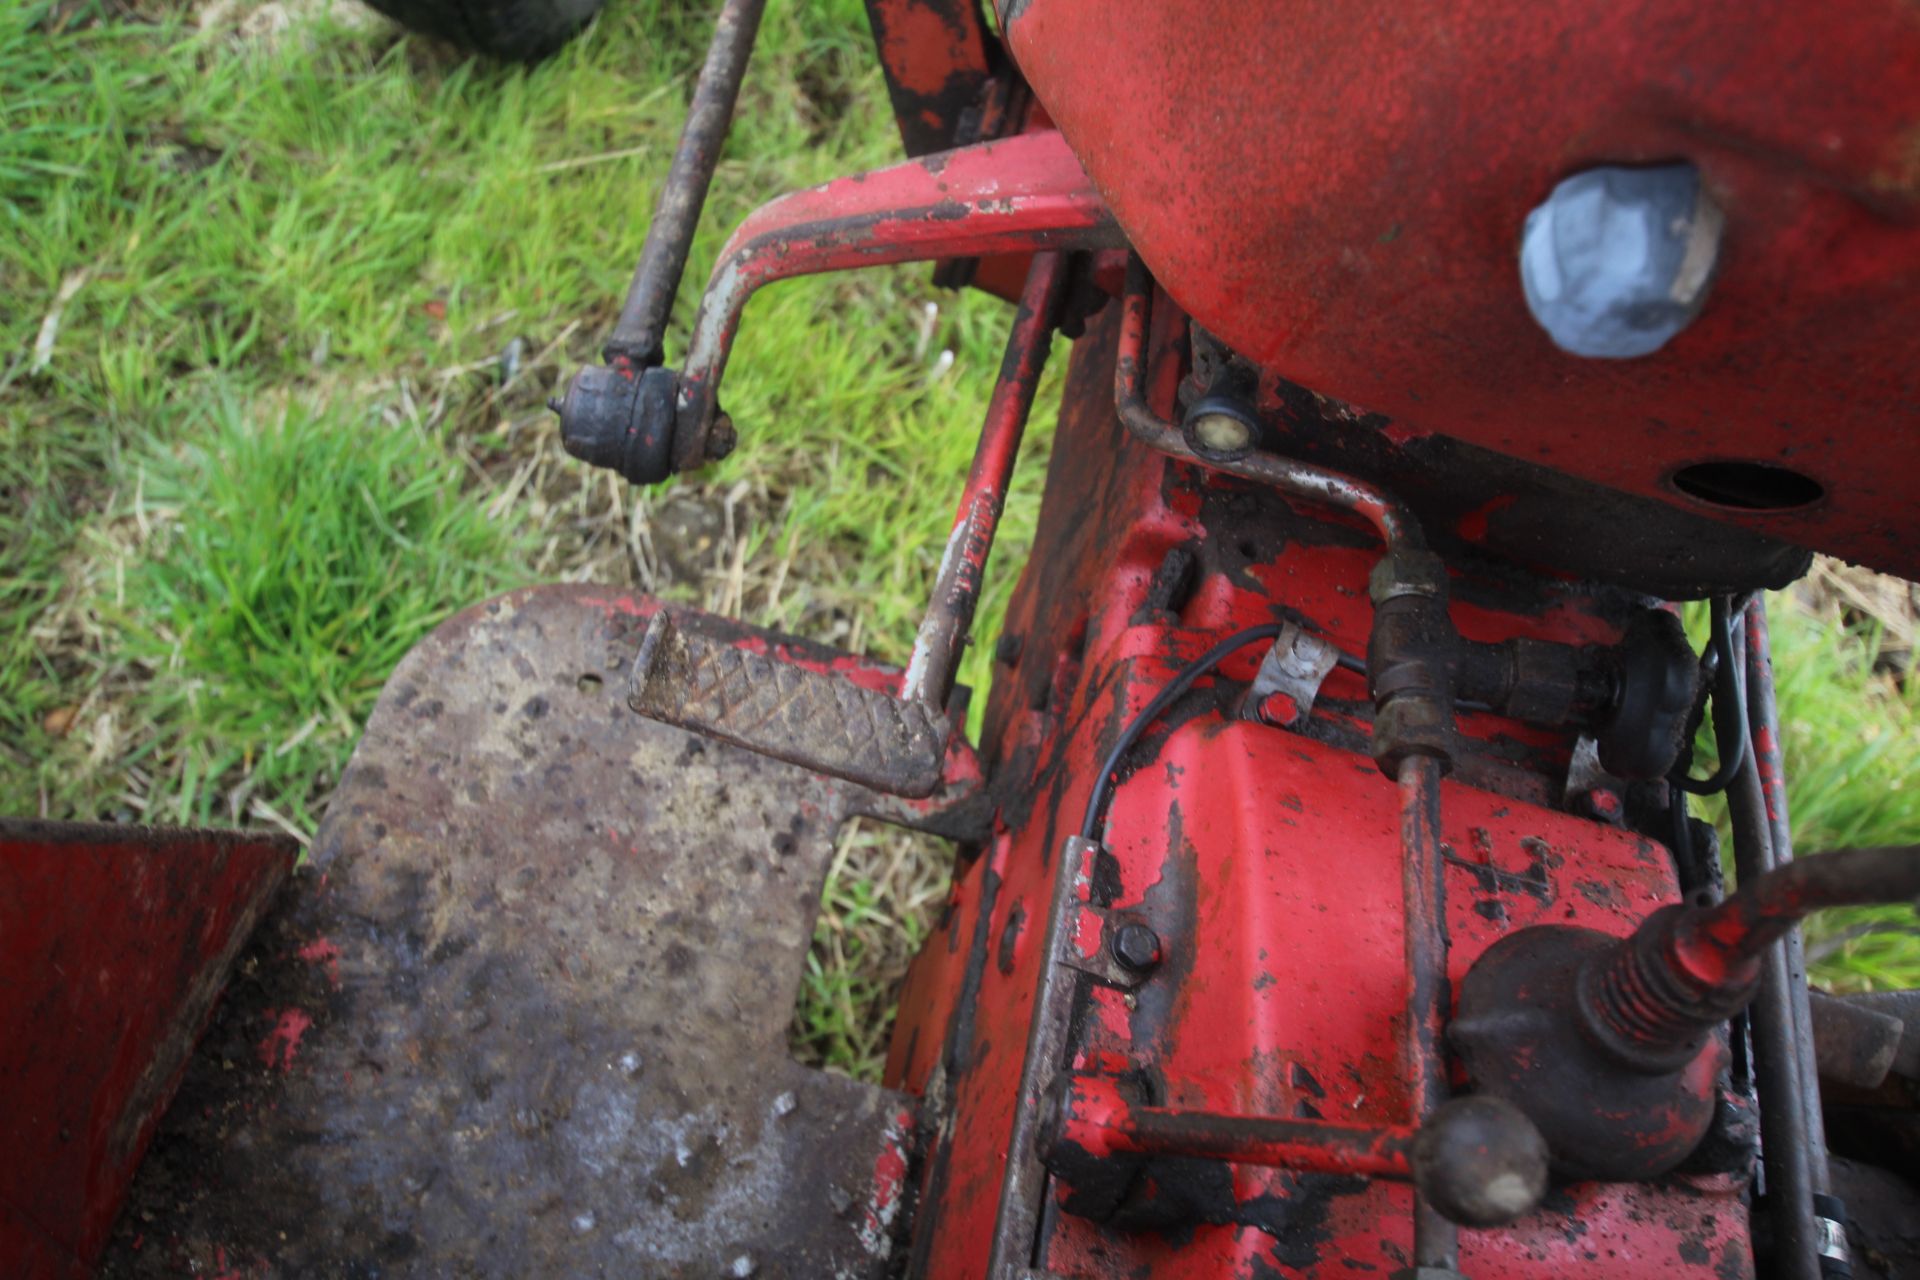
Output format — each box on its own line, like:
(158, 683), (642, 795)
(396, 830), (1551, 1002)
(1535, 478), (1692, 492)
(887, 298), (1748, 1277)
(256, 1007), (314, 1073)
(295, 935), (341, 989)
(1456, 494), (1520, 543)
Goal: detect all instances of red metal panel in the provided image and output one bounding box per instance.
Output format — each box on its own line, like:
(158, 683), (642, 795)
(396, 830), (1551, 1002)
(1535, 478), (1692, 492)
(0, 820), (294, 1277)
(887, 297), (1751, 1276)
(1001, 0), (1920, 579)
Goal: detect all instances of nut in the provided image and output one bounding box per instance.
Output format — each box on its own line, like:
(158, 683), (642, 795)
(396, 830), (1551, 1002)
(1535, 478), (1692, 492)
(1111, 922), (1162, 973)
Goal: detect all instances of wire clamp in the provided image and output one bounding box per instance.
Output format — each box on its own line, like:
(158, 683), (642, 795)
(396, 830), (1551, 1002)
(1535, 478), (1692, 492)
(1237, 623), (1344, 729)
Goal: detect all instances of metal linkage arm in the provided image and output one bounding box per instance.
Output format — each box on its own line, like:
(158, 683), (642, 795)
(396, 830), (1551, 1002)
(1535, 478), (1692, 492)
(558, 130), (1120, 485)
(602, 0), (768, 367)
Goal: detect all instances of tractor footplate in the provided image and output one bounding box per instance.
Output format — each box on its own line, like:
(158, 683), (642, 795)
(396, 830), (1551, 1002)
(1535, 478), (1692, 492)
(108, 586), (923, 1279)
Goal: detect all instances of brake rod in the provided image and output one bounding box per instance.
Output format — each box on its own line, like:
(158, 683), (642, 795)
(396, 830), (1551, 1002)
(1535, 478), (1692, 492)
(602, 0), (768, 367)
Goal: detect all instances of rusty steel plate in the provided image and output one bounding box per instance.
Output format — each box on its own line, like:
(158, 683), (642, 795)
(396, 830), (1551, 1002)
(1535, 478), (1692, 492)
(107, 586), (931, 1278)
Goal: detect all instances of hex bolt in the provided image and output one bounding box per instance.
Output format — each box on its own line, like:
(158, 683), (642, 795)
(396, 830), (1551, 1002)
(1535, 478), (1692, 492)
(1518, 162), (1723, 359)
(1111, 922), (1163, 973)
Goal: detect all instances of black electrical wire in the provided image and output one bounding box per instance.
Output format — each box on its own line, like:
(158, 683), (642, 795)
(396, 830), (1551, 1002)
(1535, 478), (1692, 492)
(1670, 785), (1696, 883)
(1080, 623), (1284, 842)
(1673, 595), (1751, 796)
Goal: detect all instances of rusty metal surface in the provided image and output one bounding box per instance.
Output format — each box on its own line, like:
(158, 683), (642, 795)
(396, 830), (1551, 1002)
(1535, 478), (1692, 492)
(863, 0), (998, 158)
(1004, 0), (1920, 579)
(984, 834), (1106, 1280)
(107, 586), (924, 1278)
(1043, 1073), (1418, 1179)
(1829, 1157), (1920, 1280)
(630, 606), (951, 797)
(904, 251), (1068, 710)
(603, 0), (767, 366)
(1809, 991), (1905, 1090)
(1836, 990), (1920, 1080)
(0, 820), (294, 1279)
(893, 300), (1752, 1279)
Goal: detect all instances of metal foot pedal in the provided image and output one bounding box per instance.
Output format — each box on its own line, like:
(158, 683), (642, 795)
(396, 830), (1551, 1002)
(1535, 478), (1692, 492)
(629, 609), (950, 798)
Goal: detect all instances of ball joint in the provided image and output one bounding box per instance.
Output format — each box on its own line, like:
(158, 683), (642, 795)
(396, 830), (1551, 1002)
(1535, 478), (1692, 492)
(554, 361), (680, 486)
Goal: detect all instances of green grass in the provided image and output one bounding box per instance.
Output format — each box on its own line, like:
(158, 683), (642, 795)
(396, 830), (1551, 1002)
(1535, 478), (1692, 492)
(111, 398), (537, 832)
(1, 0), (1044, 1079)
(790, 820), (951, 1072)
(2, 0), (1912, 1088)
(1686, 600), (1920, 991)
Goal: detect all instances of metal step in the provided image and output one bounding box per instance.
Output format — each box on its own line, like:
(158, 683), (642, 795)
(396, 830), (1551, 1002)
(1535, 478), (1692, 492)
(629, 608), (949, 798)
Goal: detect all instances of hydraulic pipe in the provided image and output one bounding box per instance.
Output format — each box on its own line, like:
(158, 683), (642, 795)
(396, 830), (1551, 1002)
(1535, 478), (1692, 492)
(1727, 754), (1822, 1280)
(1401, 754), (1460, 1271)
(1112, 256), (1424, 554)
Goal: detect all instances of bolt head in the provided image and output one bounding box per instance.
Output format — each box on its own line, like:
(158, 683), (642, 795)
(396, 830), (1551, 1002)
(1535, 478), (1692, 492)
(1181, 393), (1260, 458)
(1519, 163), (1722, 359)
(1111, 922), (1162, 972)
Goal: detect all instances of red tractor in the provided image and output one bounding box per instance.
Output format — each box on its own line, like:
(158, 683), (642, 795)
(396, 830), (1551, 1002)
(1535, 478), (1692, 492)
(7, 2), (1920, 1276)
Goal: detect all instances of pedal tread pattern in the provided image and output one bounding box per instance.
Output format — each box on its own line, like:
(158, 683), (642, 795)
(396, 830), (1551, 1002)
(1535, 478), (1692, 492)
(629, 613), (947, 797)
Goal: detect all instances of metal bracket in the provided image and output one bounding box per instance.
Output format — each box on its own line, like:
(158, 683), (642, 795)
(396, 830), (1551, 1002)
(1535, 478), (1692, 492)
(1055, 905), (1151, 992)
(1237, 622), (1343, 728)
(1563, 734), (1627, 824)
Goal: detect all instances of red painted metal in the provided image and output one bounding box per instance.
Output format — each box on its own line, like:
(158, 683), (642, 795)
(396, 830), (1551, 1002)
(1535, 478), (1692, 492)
(1050, 1073), (1418, 1178)
(1000, 0), (1920, 579)
(0, 820), (294, 1278)
(1674, 847), (1920, 990)
(669, 128), (1121, 468)
(884, 294), (1752, 1276)
(905, 251), (1069, 708)
(863, 0), (998, 158)
(33, 5), (1901, 1269)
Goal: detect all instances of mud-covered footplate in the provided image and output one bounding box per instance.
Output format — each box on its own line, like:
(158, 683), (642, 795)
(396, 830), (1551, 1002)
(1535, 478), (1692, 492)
(107, 587), (921, 1278)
